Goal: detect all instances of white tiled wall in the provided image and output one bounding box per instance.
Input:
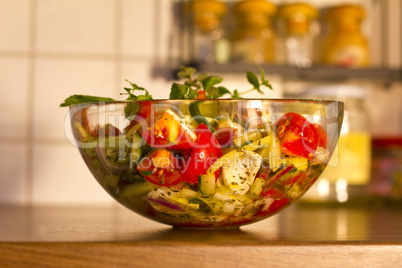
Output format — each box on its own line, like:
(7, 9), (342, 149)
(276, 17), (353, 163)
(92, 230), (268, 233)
(0, 0), (400, 206)
(0, 0), (177, 206)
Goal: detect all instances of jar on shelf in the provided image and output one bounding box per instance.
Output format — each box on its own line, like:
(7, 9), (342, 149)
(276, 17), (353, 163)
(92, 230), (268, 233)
(185, 0), (229, 64)
(277, 3), (318, 67)
(370, 138), (402, 202)
(322, 4), (369, 67)
(231, 0), (277, 64)
(298, 85), (372, 204)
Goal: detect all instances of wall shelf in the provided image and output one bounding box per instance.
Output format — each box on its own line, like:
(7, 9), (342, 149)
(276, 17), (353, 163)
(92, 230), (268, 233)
(194, 63), (402, 82)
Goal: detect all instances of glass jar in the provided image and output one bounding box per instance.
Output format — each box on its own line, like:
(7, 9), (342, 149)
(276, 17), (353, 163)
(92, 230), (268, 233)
(277, 3), (318, 67)
(231, 0), (276, 64)
(322, 4), (369, 67)
(299, 85), (372, 204)
(370, 138), (402, 202)
(186, 0), (229, 64)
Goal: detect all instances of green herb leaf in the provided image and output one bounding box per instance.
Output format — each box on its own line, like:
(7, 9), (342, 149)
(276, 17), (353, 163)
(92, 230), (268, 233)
(246, 71), (260, 91)
(60, 95), (115, 107)
(121, 80), (153, 101)
(260, 67), (273, 90)
(169, 83), (199, 99)
(232, 89), (242, 99)
(202, 76), (223, 90)
(196, 72), (208, 82)
(217, 87), (231, 97)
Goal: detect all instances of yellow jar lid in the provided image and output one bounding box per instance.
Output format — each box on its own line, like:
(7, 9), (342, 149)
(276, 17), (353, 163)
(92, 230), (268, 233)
(326, 4), (365, 21)
(279, 3), (318, 20)
(184, 0), (227, 16)
(233, 0), (276, 16)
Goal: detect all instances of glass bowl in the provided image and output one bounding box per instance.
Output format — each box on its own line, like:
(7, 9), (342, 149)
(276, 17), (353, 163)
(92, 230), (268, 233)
(68, 99), (343, 228)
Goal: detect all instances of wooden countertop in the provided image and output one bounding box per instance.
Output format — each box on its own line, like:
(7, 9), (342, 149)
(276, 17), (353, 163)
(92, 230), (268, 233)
(0, 204), (401, 267)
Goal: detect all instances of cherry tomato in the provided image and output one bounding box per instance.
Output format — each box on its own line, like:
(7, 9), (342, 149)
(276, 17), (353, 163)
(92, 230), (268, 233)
(313, 123), (327, 148)
(274, 112), (320, 159)
(196, 90), (206, 99)
(142, 110), (196, 149)
(137, 149), (182, 186)
(181, 124), (222, 184)
(214, 127), (237, 148)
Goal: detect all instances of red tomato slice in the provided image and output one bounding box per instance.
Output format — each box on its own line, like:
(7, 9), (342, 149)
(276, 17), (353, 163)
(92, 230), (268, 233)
(137, 149), (182, 186)
(142, 110), (196, 149)
(181, 124), (223, 184)
(274, 112), (319, 159)
(214, 127), (237, 148)
(258, 188), (291, 216)
(313, 123), (327, 148)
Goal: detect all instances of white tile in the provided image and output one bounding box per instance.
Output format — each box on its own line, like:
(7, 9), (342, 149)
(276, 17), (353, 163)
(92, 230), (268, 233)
(31, 143), (114, 205)
(0, 142), (28, 204)
(367, 83), (402, 136)
(120, 59), (172, 100)
(35, 0), (115, 54)
(0, 0), (31, 51)
(121, 0), (156, 57)
(32, 57), (115, 140)
(0, 57), (29, 139)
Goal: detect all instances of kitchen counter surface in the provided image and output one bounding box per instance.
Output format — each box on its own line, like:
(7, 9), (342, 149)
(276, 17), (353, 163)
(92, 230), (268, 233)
(0, 204), (401, 267)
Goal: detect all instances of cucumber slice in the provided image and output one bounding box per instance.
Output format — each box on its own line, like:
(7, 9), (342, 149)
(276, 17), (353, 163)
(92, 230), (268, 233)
(234, 130), (264, 147)
(197, 101), (220, 118)
(129, 131), (143, 164)
(189, 101), (215, 133)
(119, 181), (157, 198)
(199, 174), (216, 196)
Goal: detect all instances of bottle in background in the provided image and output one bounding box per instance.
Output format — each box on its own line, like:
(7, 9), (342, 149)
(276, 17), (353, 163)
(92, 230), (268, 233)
(231, 0), (277, 64)
(277, 3), (318, 67)
(322, 4), (369, 67)
(185, 0), (230, 64)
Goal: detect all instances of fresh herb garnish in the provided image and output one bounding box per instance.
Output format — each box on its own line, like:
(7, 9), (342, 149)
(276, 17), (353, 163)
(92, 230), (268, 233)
(60, 80), (153, 107)
(121, 80), (153, 101)
(60, 66), (274, 106)
(60, 95), (115, 107)
(174, 66), (273, 99)
(169, 83), (199, 99)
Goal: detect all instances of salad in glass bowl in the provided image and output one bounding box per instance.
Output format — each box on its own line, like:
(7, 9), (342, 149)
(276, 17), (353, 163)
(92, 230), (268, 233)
(62, 67), (343, 228)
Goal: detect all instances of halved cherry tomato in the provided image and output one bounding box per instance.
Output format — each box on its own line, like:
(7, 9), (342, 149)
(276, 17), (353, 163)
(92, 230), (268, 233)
(274, 112), (320, 159)
(142, 110), (196, 149)
(313, 123), (327, 148)
(137, 149), (182, 186)
(214, 127), (237, 148)
(181, 124), (222, 184)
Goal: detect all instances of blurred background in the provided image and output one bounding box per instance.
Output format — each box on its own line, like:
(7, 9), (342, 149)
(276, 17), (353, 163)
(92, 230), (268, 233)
(0, 0), (401, 206)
